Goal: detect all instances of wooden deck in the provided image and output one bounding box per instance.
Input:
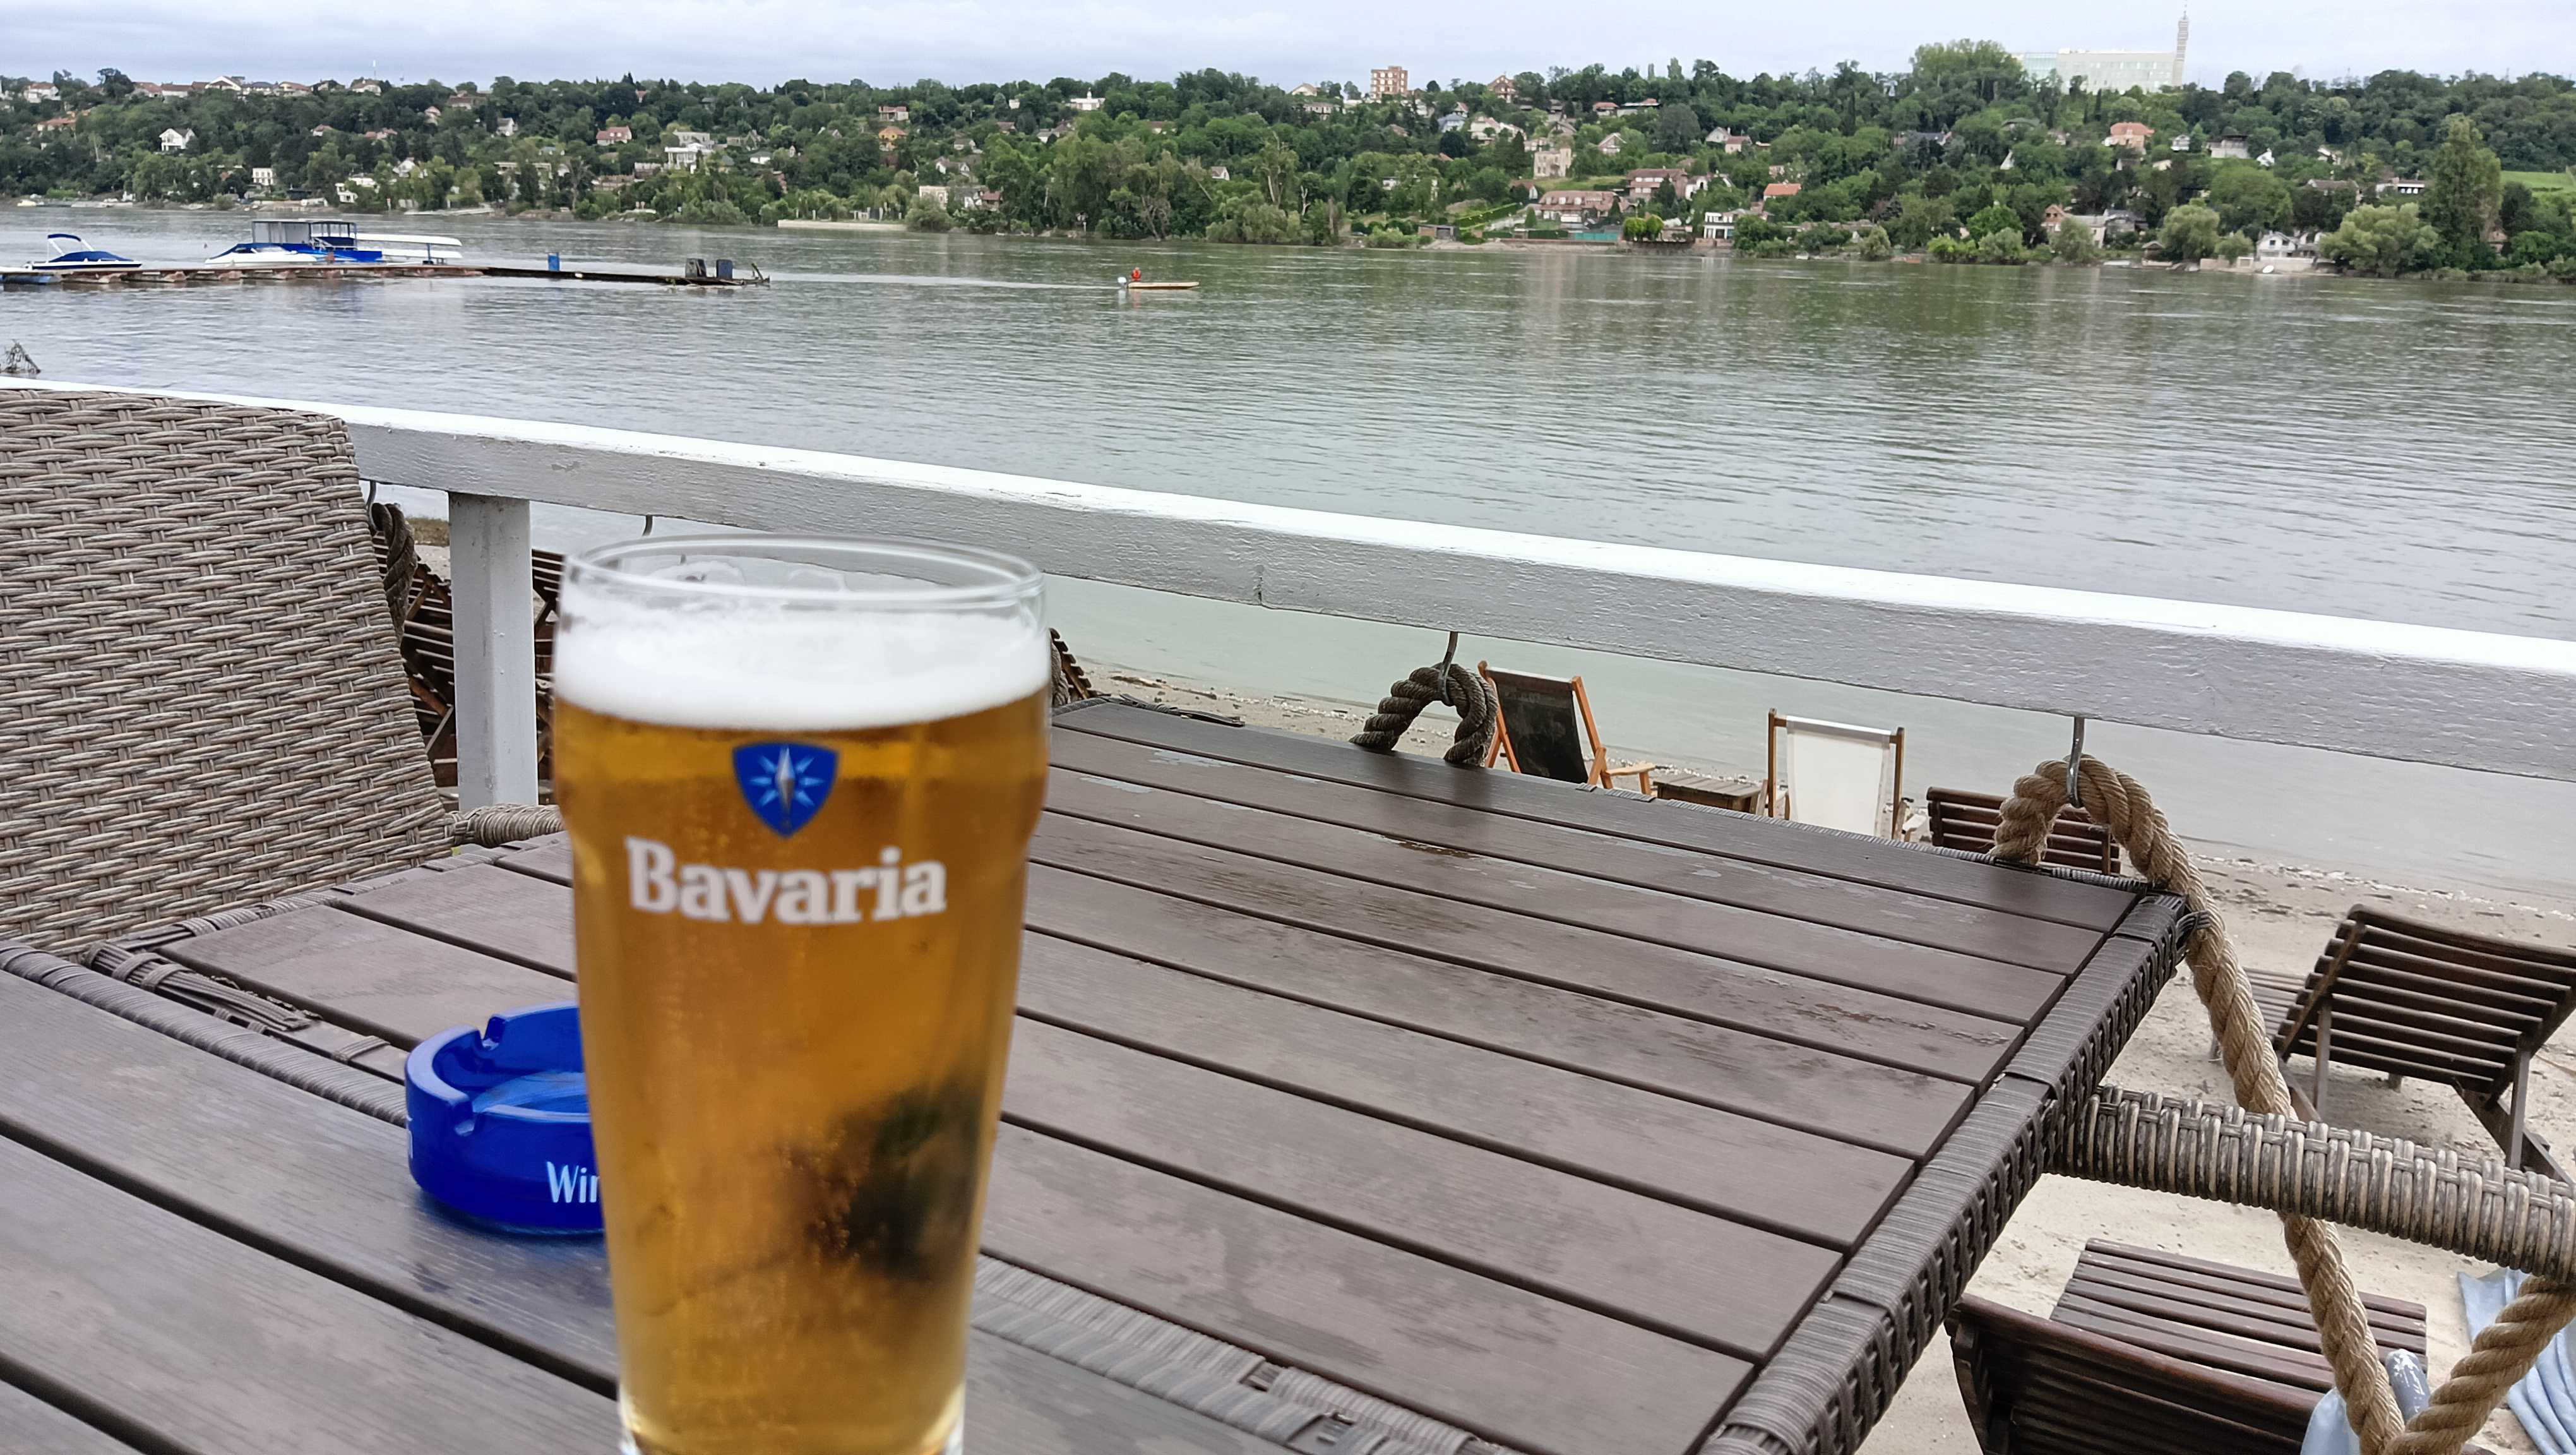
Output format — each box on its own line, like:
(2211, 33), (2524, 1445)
(0, 700), (2188, 1455)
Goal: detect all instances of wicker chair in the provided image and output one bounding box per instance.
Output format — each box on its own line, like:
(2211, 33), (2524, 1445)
(0, 387), (559, 954)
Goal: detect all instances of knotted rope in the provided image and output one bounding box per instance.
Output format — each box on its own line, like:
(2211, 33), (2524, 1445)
(1351, 663), (1497, 767)
(1997, 755), (2576, 1455)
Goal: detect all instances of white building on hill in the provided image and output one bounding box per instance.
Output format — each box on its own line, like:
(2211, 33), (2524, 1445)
(2019, 12), (2189, 92)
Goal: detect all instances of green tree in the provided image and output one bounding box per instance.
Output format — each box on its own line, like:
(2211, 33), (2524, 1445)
(2291, 182), (2356, 233)
(2422, 114), (2502, 261)
(1852, 224), (1893, 260)
(2204, 166), (2291, 237)
(1732, 212), (1789, 248)
(1621, 212), (1665, 239)
(2320, 202), (2440, 275)
(1964, 201), (2021, 238)
(1886, 193), (1957, 250)
(1974, 227), (2027, 263)
(1207, 195), (1296, 243)
(2156, 203), (2222, 263)
(905, 193), (952, 230)
(2507, 229), (2568, 266)
(1654, 100), (1700, 152)
(2050, 219), (2099, 262)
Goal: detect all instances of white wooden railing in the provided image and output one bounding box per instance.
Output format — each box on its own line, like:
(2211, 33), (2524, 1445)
(14, 381), (2576, 807)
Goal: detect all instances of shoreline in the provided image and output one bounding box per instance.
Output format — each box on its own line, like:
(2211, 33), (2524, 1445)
(1088, 660), (2571, 935)
(33, 200), (2556, 283)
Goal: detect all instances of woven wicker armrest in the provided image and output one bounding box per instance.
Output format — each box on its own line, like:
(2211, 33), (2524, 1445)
(451, 803), (564, 847)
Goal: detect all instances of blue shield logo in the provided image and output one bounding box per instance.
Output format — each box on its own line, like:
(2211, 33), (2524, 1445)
(733, 741), (838, 837)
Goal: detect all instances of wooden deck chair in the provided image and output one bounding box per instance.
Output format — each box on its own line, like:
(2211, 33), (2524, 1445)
(2251, 906), (2576, 1179)
(1925, 786), (2120, 873)
(1763, 712), (1904, 837)
(1949, 1242), (2453, 1455)
(1049, 628), (1097, 706)
(1476, 663), (1654, 792)
(0, 387), (557, 953)
(369, 503), (563, 789)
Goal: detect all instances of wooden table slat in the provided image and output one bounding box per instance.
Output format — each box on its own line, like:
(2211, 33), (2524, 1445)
(0, 1134), (619, 1455)
(1032, 812), (2026, 1081)
(1042, 770), (2073, 1016)
(1025, 865), (1969, 1157)
(0, 1379), (143, 1455)
(1005, 1016), (1840, 1356)
(0, 974), (1296, 1454)
(163, 902), (570, 1047)
(1021, 933), (1914, 1238)
(1054, 702), (2135, 930)
(334, 861), (578, 975)
(448, 828), (2027, 1086)
(1049, 729), (2105, 973)
(490, 843), (1984, 1153)
(982, 1123), (1747, 1455)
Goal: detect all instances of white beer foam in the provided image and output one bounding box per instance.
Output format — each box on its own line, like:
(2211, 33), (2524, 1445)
(556, 592), (1047, 731)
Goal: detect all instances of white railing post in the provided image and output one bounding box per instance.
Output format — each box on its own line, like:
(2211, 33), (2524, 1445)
(448, 493), (539, 810)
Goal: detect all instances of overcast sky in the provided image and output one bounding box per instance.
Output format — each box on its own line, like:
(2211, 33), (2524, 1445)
(9, 0), (2570, 92)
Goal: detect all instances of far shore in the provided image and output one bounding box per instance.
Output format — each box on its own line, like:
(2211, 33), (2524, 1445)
(25, 198), (2522, 281)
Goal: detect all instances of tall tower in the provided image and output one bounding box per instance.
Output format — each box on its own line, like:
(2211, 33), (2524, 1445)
(2173, 8), (2190, 88)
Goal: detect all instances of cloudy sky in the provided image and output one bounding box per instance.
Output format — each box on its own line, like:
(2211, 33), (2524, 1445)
(9, 0), (2569, 90)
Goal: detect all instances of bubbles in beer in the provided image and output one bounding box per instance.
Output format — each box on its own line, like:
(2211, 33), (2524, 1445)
(792, 1082), (987, 1282)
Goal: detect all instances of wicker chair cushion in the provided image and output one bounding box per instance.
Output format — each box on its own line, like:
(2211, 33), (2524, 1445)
(0, 389), (451, 949)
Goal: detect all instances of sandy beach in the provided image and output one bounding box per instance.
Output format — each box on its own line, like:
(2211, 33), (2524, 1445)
(1091, 660), (2575, 1454)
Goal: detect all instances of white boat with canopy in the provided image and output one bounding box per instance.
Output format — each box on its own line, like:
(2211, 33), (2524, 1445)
(208, 219), (465, 266)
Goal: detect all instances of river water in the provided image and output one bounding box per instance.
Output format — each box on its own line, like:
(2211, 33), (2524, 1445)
(11, 207), (2573, 898)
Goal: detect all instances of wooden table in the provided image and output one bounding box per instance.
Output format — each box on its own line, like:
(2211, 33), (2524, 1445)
(0, 700), (2188, 1455)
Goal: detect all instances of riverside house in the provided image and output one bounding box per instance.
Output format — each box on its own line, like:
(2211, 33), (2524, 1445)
(1536, 189), (1619, 227)
(1624, 168), (1702, 205)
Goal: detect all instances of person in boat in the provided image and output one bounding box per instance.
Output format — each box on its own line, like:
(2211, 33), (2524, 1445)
(1131, 268), (1142, 282)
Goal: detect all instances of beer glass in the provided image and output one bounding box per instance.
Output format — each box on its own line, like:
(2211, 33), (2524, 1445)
(554, 536), (1051, 1455)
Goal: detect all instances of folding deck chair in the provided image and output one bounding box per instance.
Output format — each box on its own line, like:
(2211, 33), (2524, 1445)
(1925, 785), (2120, 873)
(1950, 1240), (2448, 1455)
(1763, 711), (1905, 837)
(1476, 663), (1655, 792)
(2253, 906), (2576, 1180)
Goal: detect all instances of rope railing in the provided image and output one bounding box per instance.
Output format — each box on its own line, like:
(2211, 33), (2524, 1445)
(1996, 756), (2576, 1455)
(1351, 635), (1498, 767)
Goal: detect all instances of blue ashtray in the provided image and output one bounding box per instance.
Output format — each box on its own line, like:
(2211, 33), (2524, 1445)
(406, 1003), (601, 1235)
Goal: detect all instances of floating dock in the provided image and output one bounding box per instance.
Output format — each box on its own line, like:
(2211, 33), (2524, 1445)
(0, 260), (767, 289)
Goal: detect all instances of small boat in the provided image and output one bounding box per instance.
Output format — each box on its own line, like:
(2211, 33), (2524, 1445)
(29, 234), (140, 272)
(208, 219), (465, 266)
(1117, 278), (1200, 291)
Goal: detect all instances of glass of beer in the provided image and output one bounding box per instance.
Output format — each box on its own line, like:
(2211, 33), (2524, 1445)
(553, 536), (1051, 1455)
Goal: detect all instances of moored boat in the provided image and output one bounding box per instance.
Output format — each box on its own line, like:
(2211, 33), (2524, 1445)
(28, 233), (140, 272)
(208, 219), (465, 266)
